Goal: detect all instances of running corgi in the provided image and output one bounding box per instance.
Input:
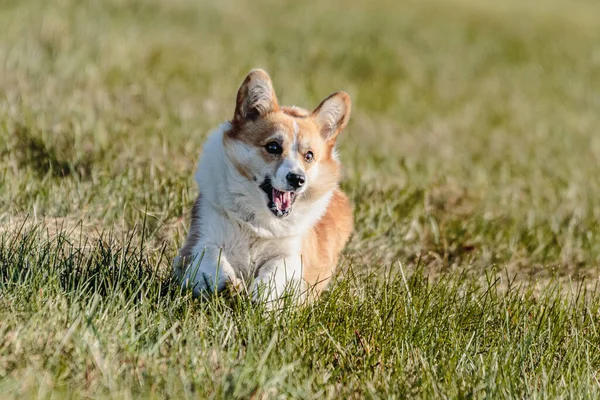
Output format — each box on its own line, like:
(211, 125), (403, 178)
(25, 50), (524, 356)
(174, 69), (353, 304)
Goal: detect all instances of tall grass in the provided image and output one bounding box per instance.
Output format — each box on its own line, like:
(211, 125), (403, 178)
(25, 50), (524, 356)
(1, 225), (599, 398)
(2, 0), (600, 396)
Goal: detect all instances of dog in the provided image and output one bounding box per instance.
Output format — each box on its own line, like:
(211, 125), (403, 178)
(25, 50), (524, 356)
(174, 69), (353, 305)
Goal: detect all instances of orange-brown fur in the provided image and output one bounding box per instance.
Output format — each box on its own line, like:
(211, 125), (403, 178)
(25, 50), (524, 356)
(302, 189), (353, 294)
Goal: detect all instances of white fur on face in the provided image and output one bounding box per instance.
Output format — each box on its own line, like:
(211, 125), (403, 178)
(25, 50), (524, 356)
(227, 126), (309, 195)
(223, 139), (268, 182)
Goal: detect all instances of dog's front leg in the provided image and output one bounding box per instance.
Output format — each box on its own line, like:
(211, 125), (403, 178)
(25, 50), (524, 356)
(180, 245), (237, 297)
(251, 254), (306, 306)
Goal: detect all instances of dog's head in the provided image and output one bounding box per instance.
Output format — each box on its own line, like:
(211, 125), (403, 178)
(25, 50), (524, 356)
(223, 69), (351, 219)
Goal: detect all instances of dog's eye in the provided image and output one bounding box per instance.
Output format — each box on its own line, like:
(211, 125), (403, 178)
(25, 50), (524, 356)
(304, 151), (314, 163)
(265, 141), (282, 155)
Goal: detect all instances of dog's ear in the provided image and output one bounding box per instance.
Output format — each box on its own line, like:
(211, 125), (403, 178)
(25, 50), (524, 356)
(312, 91), (351, 142)
(233, 69), (279, 122)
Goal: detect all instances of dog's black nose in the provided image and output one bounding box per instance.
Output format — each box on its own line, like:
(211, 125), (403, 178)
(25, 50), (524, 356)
(286, 172), (306, 189)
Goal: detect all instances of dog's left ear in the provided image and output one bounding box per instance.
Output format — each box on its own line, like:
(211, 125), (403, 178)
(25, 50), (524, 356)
(234, 69), (279, 123)
(312, 91), (351, 142)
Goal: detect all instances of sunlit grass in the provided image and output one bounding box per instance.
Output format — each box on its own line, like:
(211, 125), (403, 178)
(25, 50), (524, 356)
(1, 0), (600, 396)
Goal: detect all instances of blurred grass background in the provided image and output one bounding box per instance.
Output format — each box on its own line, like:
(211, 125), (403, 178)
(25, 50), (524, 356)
(2, 0), (600, 284)
(1, 0), (600, 397)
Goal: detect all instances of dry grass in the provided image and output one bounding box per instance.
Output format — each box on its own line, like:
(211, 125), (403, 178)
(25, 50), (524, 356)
(1, 0), (600, 397)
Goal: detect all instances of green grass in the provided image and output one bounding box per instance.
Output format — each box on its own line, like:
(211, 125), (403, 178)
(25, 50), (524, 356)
(2, 0), (600, 397)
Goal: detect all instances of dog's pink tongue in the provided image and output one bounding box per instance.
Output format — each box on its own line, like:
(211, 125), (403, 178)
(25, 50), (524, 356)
(272, 188), (292, 211)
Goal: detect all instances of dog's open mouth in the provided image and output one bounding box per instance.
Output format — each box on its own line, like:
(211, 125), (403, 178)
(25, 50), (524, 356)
(260, 180), (296, 218)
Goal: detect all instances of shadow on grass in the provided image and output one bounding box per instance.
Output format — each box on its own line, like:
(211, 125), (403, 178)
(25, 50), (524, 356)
(0, 218), (177, 302)
(5, 124), (104, 179)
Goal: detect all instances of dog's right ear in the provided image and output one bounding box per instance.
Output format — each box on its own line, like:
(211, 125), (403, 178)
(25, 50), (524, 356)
(233, 70), (279, 123)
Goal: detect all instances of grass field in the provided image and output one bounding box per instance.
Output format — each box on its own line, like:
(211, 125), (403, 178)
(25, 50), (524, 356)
(2, 0), (600, 397)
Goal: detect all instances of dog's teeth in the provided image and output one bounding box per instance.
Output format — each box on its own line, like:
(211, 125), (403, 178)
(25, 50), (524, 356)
(270, 188), (294, 214)
(282, 192), (292, 209)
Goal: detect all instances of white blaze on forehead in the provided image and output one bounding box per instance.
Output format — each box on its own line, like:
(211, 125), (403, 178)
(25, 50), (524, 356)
(278, 158), (303, 176)
(291, 120), (299, 154)
(271, 120), (308, 191)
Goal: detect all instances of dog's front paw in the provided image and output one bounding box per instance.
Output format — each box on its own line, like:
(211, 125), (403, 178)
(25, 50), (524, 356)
(251, 276), (306, 309)
(178, 247), (238, 298)
(181, 262), (233, 297)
